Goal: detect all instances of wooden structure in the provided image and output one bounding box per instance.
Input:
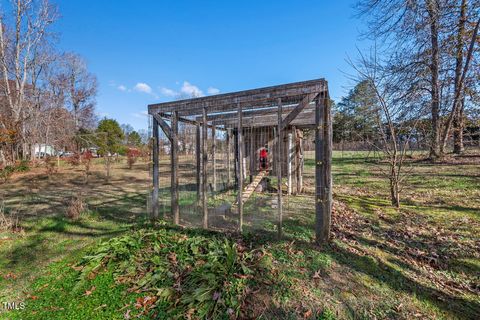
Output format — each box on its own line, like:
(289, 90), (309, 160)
(148, 78), (332, 242)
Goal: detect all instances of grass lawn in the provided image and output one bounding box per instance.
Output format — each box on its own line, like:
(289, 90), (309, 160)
(0, 151), (479, 319)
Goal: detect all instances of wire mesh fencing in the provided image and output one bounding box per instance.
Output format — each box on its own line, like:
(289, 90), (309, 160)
(149, 110), (318, 236)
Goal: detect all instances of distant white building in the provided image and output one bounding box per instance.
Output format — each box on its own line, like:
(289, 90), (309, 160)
(34, 144), (56, 157)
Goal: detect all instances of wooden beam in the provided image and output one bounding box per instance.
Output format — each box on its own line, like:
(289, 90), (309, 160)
(237, 103), (244, 232)
(201, 103), (316, 123)
(213, 110), (316, 128)
(199, 104), (300, 122)
(202, 107), (208, 229)
(148, 78), (327, 115)
(159, 112), (226, 131)
(171, 111), (179, 225)
(152, 116), (160, 220)
(280, 93), (318, 131)
(151, 113), (173, 141)
(277, 98), (283, 239)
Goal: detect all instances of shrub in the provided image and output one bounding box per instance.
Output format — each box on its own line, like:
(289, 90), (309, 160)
(81, 151), (94, 184)
(44, 156), (57, 179)
(16, 160), (30, 172)
(318, 308), (337, 320)
(0, 202), (21, 233)
(141, 146), (150, 163)
(0, 160), (31, 184)
(117, 145), (128, 156)
(66, 153), (81, 166)
(126, 148), (141, 169)
(0, 165), (15, 183)
(65, 194), (86, 220)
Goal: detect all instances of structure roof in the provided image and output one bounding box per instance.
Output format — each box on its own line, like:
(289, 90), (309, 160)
(148, 78), (328, 121)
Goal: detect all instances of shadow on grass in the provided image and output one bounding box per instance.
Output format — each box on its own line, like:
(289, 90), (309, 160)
(246, 226), (479, 319)
(220, 206), (480, 319)
(329, 242), (480, 319)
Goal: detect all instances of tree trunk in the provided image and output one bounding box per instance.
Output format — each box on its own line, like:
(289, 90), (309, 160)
(453, 98), (465, 154)
(441, 14), (480, 155)
(427, 0), (441, 159)
(389, 165), (400, 208)
(452, 0), (467, 155)
(390, 180), (400, 208)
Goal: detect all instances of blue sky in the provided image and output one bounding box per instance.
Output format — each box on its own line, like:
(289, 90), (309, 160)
(55, 0), (369, 131)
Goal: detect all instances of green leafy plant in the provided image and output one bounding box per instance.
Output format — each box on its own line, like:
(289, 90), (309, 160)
(16, 160), (30, 172)
(0, 165), (16, 183)
(75, 227), (264, 319)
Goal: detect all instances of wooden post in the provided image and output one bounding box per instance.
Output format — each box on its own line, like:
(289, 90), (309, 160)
(212, 126), (217, 193)
(237, 103), (244, 232)
(202, 107), (208, 229)
(277, 98), (283, 238)
(300, 131), (305, 192)
(242, 154), (247, 181)
(234, 129), (239, 187)
(249, 127), (254, 183)
(292, 126), (297, 195)
(296, 128), (303, 194)
(152, 116), (160, 219)
(324, 96), (332, 240)
(273, 126), (277, 175)
(196, 123), (201, 204)
(226, 128), (231, 188)
(315, 93), (331, 243)
(171, 111), (179, 224)
(287, 130), (293, 195)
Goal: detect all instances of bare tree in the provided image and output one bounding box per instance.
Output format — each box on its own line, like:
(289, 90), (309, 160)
(0, 0), (57, 162)
(57, 53), (98, 133)
(356, 0), (480, 159)
(440, 6), (480, 154)
(349, 49), (427, 207)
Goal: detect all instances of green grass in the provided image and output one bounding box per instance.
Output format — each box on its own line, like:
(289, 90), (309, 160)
(1, 152), (479, 319)
(8, 251), (140, 320)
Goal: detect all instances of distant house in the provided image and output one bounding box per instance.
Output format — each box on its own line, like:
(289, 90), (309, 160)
(34, 144), (56, 157)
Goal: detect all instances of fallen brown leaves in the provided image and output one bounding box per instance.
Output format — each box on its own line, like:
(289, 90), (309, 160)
(134, 295), (157, 313)
(2, 272), (17, 280)
(331, 199), (480, 298)
(84, 286), (96, 296)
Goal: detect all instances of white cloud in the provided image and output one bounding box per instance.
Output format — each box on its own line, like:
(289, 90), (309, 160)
(134, 82), (153, 94)
(160, 87), (178, 97)
(207, 87), (220, 95)
(132, 111), (149, 119)
(117, 85), (127, 92)
(181, 81), (204, 97)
